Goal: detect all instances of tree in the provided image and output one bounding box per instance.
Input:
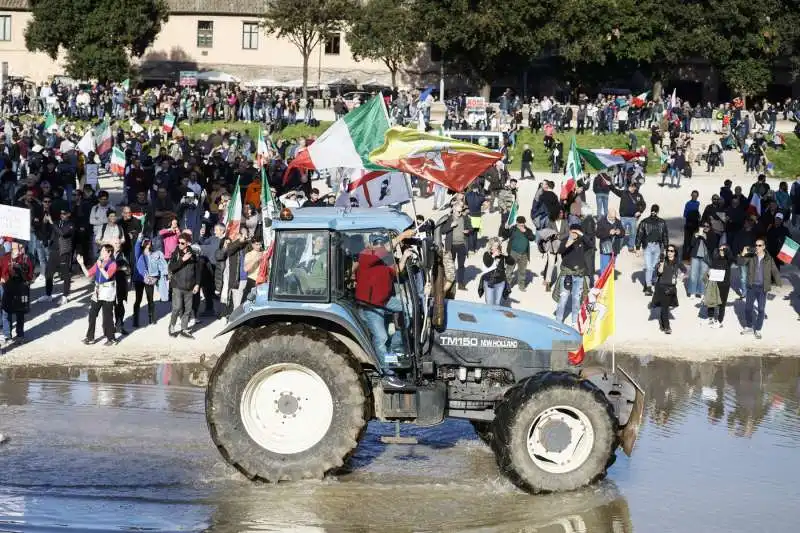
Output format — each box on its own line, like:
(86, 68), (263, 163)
(24, 0), (169, 81)
(345, 0), (421, 88)
(417, 0), (549, 87)
(262, 0), (355, 98)
(723, 59), (772, 105)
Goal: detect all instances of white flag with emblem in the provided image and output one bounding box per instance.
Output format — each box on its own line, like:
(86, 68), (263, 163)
(344, 171), (411, 208)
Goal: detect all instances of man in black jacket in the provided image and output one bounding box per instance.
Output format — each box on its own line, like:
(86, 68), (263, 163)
(520, 144), (534, 180)
(611, 181), (646, 252)
(555, 223), (592, 327)
(635, 204), (669, 295)
(687, 221), (718, 299)
(168, 234), (201, 339)
(40, 208), (75, 305)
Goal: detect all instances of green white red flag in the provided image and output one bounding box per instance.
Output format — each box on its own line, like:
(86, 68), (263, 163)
(777, 237), (799, 264)
(110, 147), (126, 176)
(94, 120), (112, 155)
(561, 135), (582, 199)
(505, 201), (519, 228)
(283, 94), (390, 184)
(260, 166), (277, 247)
(162, 113), (176, 133)
(257, 129), (270, 168)
(226, 177), (242, 239)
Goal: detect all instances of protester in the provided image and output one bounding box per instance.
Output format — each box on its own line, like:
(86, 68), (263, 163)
(554, 223), (591, 326)
(41, 208), (74, 305)
(77, 245), (118, 346)
(611, 181), (646, 252)
(0, 241), (34, 344)
(242, 238), (265, 302)
(110, 238), (130, 336)
(704, 244), (734, 328)
(596, 207), (625, 274)
(651, 244), (686, 335)
(740, 238), (782, 339)
(687, 221), (717, 299)
(635, 204), (668, 296)
(132, 235), (158, 328)
(479, 237), (513, 306)
(167, 234), (201, 339)
(505, 216), (535, 291)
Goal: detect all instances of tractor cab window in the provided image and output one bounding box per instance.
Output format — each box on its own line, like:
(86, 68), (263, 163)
(271, 231), (330, 301)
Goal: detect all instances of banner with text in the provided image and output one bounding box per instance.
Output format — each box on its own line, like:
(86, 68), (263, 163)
(0, 205), (31, 241)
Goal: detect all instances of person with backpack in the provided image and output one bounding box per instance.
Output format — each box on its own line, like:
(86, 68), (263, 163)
(0, 240), (34, 345)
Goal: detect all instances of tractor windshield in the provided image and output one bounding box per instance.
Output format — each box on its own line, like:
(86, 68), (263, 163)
(271, 230), (330, 302)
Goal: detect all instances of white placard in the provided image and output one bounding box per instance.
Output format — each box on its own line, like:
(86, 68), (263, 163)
(0, 205), (31, 241)
(708, 268), (725, 282)
(85, 163), (99, 187)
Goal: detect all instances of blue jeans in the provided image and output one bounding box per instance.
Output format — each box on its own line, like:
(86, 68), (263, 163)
(599, 253), (612, 276)
(644, 243), (662, 288)
(556, 275), (584, 327)
(0, 285), (25, 339)
(738, 264), (748, 295)
(621, 217), (636, 251)
(358, 295), (403, 368)
(688, 257), (709, 296)
(483, 280), (505, 306)
(595, 193), (609, 218)
(745, 285), (767, 331)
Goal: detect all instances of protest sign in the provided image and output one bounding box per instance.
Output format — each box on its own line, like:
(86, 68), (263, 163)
(85, 163), (99, 187)
(0, 205), (31, 241)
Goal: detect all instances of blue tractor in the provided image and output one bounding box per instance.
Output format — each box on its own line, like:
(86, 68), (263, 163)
(205, 207), (644, 493)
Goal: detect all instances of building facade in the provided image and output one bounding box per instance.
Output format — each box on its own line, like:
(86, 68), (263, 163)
(0, 0), (437, 87)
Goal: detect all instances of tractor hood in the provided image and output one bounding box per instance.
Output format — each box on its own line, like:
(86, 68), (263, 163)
(442, 300), (581, 351)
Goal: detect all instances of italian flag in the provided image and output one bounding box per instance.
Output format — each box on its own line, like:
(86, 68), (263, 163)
(777, 237), (799, 264)
(95, 120), (113, 155)
(505, 200), (518, 228)
(257, 128), (269, 168)
(261, 166), (277, 247)
(162, 113), (176, 133)
(226, 177), (242, 239)
(121, 79), (130, 91)
(110, 147), (126, 176)
(561, 135), (582, 200)
(577, 148), (628, 171)
(44, 112), (57, 131)
(283, 94), (390, 185)
(632, 91), (649, 108)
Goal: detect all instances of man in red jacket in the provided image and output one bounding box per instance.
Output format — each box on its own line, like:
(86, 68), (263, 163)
(355, 230), (414, 388)
(0, 240), (34, 344)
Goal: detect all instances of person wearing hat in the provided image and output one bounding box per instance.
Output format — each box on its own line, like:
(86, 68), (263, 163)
(505, 216), (535, 291)
(766, 212), (791, 268)
(635, 204), (669, 296)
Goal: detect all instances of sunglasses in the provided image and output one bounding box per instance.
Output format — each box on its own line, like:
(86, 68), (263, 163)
(755, 244), (765, 247)
(178, 241), (188, 245)
(667, 249), (676, 253)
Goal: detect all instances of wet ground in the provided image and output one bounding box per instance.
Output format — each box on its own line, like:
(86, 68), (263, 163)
(0, 354), (799, 532)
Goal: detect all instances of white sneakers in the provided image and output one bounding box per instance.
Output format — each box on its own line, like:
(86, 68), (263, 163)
(34, 295), (52, 304)
(33, 294), (68, 305)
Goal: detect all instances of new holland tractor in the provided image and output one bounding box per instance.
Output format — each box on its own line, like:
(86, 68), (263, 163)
(205, 207), (644, 494)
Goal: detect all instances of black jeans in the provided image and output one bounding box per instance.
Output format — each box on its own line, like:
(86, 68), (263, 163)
(452, 244), (468, 286)
(708, 282), (730, 323)
(133, 281), (155, 325)
(46, 253), (72, 297)
(242, 278), (257, 303)
(193, 264), (215, 315)
(87, 300), (115, 341)
(170, 288), (193, 331)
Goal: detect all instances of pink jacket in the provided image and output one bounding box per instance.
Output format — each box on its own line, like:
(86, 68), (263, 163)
(159, 229), (179, 259)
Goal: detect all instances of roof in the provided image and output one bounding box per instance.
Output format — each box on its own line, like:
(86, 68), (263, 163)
(272, 207), (414, 234)
(0, 0), (267, 15)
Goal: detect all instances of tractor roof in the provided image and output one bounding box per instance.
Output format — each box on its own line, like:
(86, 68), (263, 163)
(273, 207), (415, 233)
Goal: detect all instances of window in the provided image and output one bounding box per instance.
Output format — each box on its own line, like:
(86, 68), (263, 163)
(324, 33), (341, 55)
(242, 21), (258, 50)
(0, 16), (10, 42)
(271, 231), (330, 302)
(197, 20), (213, 48)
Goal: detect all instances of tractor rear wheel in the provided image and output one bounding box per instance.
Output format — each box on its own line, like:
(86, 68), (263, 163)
(206, 323), (368, 481)
(492, 371), (617, 493)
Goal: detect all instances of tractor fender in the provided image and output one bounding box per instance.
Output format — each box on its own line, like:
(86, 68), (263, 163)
(216, 306), (381, 369)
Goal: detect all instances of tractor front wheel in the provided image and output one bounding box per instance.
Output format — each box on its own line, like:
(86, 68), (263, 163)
(205, 323), (368, 482)
(491, 371), (618, 493)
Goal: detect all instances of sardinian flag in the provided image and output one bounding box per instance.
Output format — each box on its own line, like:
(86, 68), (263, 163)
(339, 169), (411, 208)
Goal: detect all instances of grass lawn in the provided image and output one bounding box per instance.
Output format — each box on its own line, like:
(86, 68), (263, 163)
(765, 135), (800, 179)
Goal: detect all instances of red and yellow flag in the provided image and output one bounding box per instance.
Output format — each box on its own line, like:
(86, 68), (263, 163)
(368, 126), (502, 192)
(569, 256), (616, 364)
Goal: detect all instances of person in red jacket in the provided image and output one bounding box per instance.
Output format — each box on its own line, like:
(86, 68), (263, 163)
(355, 229), (414, 388)
(0, 240), (34, 344)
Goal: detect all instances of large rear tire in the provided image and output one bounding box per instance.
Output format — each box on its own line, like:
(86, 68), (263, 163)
(206, 323), (368, 481)
(492, 371), (617, 493)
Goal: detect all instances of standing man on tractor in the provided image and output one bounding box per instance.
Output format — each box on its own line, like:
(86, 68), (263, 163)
(355, 229), (415, 388)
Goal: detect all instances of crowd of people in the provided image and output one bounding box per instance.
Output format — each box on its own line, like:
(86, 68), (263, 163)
(0, 81), (799, 352)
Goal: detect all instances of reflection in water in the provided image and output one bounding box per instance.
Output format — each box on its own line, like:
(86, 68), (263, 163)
(0, 355), (799, 532)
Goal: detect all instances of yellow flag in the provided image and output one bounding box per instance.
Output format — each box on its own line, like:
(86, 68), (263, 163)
(581, 259), (615, 352)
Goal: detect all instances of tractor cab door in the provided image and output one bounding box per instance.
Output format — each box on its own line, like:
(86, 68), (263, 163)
(333, 230), (420, 363)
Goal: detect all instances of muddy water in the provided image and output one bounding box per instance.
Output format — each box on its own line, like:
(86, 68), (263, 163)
(0, 354), (799, 532)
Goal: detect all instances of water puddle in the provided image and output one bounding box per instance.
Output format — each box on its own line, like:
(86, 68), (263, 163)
(0, 354), (797, 532)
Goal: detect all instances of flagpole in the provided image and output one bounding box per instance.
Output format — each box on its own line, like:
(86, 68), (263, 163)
(404, 172), (420, 228)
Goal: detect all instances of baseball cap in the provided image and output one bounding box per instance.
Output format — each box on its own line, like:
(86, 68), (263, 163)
(370, 234), (389, 245)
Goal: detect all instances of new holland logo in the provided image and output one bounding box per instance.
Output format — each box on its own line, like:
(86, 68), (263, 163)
(439, 336), (519, 349)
